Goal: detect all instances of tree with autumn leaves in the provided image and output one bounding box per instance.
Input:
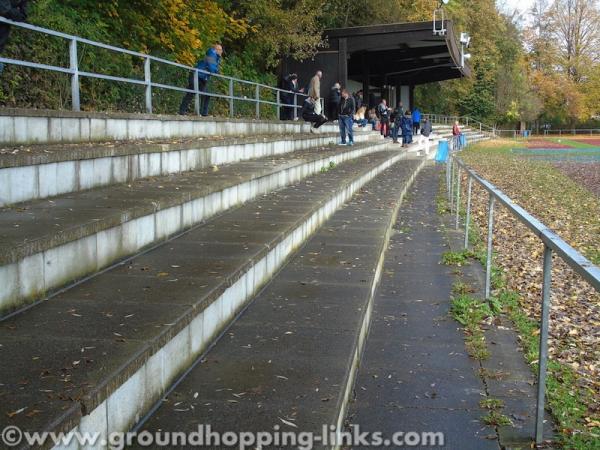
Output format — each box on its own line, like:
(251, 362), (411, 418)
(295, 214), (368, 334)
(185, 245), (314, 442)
(0, 0), (598, 127)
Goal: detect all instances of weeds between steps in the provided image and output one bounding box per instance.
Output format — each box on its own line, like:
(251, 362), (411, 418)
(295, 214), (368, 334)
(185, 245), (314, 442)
(437, 171), (599, 449)
(320, 161), (336, 173)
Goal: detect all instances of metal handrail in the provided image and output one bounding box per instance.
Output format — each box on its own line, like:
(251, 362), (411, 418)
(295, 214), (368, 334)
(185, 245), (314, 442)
(542, 129), (600, 136)
(446, 153), (600, 445)
(427, 113), (497, 138)
(0, 16), (312, 118)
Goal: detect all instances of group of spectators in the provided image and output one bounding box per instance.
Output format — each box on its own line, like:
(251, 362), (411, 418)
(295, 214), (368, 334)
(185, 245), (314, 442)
(288, 69), (435, 151)
(1, 23), (446, 154)
(375, 100), (431, 148)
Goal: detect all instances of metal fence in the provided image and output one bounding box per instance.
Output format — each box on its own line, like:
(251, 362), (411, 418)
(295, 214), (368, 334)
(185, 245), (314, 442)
(445, 152), (600, 445)
(427, 114), (497, 139)
(542, 129), (600, 136)
(0, 16), (311, 118)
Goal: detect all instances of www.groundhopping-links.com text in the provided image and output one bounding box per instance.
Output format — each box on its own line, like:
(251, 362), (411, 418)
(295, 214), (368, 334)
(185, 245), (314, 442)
(2, 424), (445, 449)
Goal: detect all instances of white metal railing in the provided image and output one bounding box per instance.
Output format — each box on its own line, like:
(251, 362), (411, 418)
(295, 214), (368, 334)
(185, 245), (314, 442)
(446, 153), (600, 446)
(542, 129), (600, 136)
(427, 113), (497, 139)
(0, 16), (311, 118)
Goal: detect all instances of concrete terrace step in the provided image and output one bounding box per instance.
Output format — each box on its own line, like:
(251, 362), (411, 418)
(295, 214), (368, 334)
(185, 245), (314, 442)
(0, 131), (376, 207)
(347, 167), (498, 449)
(133, 158), (428, 449)
(0, 139), (389, 316)
(0, 149), (416, 450)
(0, 108), (341, 145)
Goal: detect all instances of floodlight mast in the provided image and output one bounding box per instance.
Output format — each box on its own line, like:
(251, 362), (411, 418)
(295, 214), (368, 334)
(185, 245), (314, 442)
(433, 0), (449, 35)
(460, 32), (471, 68)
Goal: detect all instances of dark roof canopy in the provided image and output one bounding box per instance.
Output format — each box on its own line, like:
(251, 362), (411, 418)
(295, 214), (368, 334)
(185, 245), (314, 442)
(324, 20), (470, 86)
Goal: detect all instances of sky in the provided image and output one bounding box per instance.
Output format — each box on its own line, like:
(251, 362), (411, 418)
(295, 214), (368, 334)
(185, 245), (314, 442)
(497, 0), (536, 25)
(497, 0), (535, 13)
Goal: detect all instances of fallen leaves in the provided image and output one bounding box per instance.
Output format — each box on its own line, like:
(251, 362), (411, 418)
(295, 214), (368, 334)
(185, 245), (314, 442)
(462, 141), (600, 425)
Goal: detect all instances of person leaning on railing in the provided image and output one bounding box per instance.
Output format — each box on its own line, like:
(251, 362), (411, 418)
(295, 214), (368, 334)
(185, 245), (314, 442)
(0, 0), (28, 74)
(179, 43), (223, 116)
(279, 73), (303, 121)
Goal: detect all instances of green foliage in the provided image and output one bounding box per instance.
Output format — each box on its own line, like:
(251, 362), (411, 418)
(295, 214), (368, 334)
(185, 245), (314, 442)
(442, 249), (474, 266)
(482, 411), (512, 426)
(480, 398), (505, 410)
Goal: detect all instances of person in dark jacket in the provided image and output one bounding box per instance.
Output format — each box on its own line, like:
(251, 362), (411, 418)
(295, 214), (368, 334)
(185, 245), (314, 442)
(280, 73), (302, 121)
(301, 97), (327, 133)
(0, 0), (28, 74)
(353, 90), (363, 110)
(401, 111), (413, 147)
(179, 44), (223, 116)
(391, 105), (404, 144)
(328, 82), (341, 122)
(338, 88), (356, 146)
(420, 117), (433, 154)
(376, 99), (390, 137)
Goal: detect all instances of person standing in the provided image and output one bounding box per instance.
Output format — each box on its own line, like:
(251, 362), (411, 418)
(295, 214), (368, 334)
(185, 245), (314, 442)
(353, 90), (363, 110)
(452, 120), (462, 150)
(377, 99), (390, 138)
(280, 73), (302, 121)
(328, 82), (341, 122)
(338, 89), (356, 146)
(308, 70), (323, 115)
(308, 70), (322, 99)
(420, 116), (433, 154)
(401, 110), (413, 147)
(179, 44), (223, 116)
(0, 0), (28, 75)
(391, 105), (403, 144)
(412, 107), (421, 134)
(301, 96), (327, 133)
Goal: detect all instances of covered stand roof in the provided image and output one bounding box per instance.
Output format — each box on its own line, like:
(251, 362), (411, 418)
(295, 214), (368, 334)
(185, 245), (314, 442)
(325, 20), (470, 86)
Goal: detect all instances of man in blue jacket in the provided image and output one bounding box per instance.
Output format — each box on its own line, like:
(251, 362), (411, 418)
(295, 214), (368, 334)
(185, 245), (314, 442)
(179, 44), (223, 116)
(412, 107), (421, 134)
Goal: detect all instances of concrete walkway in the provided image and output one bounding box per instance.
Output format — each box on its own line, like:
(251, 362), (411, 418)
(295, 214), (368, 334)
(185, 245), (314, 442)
(347, 166), (500, 450)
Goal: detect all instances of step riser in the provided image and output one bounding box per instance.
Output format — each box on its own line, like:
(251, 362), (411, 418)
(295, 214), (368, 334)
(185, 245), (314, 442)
(0, 109), (340, 145)
(332, 159), (428, 445)
(53, 147), (411, 450)
(0, 134), (374, 207)
(0, 142), (387, 316)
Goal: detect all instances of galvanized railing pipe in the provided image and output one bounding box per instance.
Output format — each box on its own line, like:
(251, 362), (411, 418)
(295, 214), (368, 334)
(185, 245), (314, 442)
(451, 154), (600, 446)
(0, 16), (308, 118)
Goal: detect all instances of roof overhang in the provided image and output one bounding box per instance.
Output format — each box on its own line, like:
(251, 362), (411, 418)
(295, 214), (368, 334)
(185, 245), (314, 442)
(323, 20), (470, 86)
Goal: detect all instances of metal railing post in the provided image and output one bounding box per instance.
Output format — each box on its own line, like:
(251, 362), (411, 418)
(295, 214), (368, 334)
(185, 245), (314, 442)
(455, 166), (461, 229)
(193, 71), (200, 116)
(69, 38), (80, 111)
(144, 57), (152, 114)
(276, 90), (281, 120)
(485, 195), (495, 299)
(535, 245), (553, 445)
(255, 84), (260, 119)
(446, 155), (451, 199)
(228, 79), (234, 117)
(464, 176), (473, 249)
(449, 157), (455, 207)
(293, 94), (298, 120)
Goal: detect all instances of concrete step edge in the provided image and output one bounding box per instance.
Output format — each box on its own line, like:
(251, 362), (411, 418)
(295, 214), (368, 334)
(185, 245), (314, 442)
(32, 147), (414, 449)
(0, 140), (389, 317)
(0, 132), (378, 207)
(130, 157), (428, 450)
(0, 108), (343, 146)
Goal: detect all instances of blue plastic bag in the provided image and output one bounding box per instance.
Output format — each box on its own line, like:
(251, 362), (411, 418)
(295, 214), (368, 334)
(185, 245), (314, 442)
(435, 140), (449, 162)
